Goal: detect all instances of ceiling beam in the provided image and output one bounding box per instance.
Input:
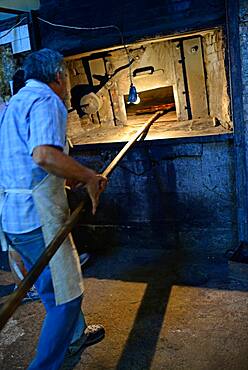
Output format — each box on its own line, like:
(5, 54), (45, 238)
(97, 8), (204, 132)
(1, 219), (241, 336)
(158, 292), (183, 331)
(0, 7), (29, 15)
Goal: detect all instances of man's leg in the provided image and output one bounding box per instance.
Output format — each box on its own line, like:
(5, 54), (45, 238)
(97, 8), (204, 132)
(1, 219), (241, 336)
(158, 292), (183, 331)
(9, 247), (89, 302)
(70, 310), (87, 343)
(8, 247), (26, 281)
(8, 238), (93, 344)
(8, 247), (40, 302)
(5, 228), (83, 370)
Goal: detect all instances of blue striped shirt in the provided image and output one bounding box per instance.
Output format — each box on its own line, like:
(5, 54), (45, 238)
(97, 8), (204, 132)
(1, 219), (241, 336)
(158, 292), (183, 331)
(0, 79), (68, 233)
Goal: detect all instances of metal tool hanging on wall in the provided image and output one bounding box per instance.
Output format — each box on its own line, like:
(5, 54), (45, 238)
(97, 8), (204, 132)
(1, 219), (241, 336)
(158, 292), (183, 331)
(68, 58), (135, 117)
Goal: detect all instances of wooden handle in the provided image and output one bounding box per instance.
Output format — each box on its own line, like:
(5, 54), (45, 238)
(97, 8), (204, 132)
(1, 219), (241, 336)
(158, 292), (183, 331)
(102, 110), (164, 177)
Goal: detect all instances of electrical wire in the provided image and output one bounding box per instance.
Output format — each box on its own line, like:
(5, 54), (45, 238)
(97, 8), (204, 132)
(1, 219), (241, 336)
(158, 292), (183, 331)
(0, 17), (27, 41)
(37, 16), (134, 83)
(37, 16), (120, 32)
(118, 30), (133, 83)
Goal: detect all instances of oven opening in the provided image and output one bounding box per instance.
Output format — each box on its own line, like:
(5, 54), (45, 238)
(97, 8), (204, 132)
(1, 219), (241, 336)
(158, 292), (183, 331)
(65, 28), (232, 145)
(124, 86), (175, 116)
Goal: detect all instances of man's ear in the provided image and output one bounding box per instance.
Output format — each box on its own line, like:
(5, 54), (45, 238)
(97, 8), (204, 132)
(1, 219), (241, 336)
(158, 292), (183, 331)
(55, 71), (62, 85)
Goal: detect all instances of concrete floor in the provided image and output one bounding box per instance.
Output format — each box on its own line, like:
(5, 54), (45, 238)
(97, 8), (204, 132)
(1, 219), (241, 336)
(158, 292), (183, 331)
(0, 246), (248, 370)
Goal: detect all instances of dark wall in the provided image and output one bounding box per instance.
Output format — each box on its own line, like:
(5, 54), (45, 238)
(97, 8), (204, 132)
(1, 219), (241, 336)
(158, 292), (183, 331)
(69, 134), (237, 255)
(38, 0), (226, 55)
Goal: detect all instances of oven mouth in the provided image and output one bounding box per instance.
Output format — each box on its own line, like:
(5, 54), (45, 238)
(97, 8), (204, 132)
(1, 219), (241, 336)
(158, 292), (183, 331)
(124, 86), (175, 116)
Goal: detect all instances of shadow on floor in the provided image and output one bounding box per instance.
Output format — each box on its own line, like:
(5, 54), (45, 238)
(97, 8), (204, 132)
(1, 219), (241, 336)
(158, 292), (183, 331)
(79, 243), (248, 370)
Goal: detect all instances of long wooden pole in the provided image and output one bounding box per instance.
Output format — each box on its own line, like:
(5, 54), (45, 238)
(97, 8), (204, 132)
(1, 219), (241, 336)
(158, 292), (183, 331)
(102, 110), (164, 177)
(0, 110), (165, 330)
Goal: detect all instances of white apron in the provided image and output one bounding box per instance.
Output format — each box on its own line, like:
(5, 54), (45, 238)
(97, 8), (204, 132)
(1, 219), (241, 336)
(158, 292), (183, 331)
(0, 172), (84, 306)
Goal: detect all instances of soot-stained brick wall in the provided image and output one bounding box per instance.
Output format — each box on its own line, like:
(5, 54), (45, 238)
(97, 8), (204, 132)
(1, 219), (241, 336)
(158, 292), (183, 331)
(69, 134), (237, 253)
(240, 1), (248, 140)
(38, 0), (226, 55)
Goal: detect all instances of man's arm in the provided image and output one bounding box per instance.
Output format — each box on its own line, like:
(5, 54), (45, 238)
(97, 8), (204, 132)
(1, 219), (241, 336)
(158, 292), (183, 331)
(33, 145), (107, 214)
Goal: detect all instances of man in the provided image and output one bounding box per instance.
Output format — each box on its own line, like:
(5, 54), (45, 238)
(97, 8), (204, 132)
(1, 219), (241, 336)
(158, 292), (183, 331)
(7, 69), (90, 303)
(0, 48), (107, 369)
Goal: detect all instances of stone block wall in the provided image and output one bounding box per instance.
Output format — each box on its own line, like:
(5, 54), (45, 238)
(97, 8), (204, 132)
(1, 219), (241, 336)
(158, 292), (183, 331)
(239, 1), (248, 126)
(70, 134), (237, 254)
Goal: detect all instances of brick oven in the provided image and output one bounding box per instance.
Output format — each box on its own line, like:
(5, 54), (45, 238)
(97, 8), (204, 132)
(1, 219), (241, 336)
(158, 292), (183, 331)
(34, 0), (242, 253)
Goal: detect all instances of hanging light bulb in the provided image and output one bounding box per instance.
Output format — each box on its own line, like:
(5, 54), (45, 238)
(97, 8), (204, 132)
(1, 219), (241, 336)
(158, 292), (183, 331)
(133, 94), (140, 104)
(127, 83), (137, 103)
(127, 83), (140, 104)
(124, 42), (141, 104)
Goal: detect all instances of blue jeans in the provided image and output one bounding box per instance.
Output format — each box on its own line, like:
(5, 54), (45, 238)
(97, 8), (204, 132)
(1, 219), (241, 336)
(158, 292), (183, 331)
(5, 227), (86, 370)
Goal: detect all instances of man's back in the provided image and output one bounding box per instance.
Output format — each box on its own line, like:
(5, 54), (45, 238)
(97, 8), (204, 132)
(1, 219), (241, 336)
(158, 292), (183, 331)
(0, 80), (67, 233)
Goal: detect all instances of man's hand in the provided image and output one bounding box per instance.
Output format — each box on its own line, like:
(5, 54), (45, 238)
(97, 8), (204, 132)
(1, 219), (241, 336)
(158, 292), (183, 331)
(65, 178), (81, 189)
(85, 174), (108, 215)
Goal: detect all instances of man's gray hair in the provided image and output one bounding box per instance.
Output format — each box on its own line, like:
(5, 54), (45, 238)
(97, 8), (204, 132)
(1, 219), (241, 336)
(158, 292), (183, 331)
(23, 48), (64, 84)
